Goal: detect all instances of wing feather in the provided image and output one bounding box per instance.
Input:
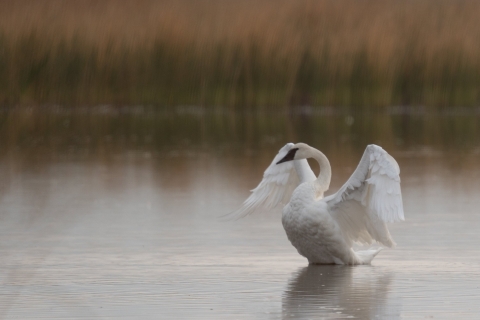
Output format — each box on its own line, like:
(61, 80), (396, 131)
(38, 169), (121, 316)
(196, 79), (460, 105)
(230, 143), (315, 219)
(325, 145), (404, 247)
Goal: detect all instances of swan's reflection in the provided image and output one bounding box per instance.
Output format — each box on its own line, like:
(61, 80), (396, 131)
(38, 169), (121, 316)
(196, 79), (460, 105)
(282, 265), (400, 319)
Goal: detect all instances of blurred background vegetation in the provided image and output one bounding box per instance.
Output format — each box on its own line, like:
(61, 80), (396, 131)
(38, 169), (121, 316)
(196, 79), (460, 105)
(1, 0), (480, 159)
(2, 0), (480, 109)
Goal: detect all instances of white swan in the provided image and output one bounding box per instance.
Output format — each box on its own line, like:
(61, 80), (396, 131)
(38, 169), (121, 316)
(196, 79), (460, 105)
(233, 143), (404, 265)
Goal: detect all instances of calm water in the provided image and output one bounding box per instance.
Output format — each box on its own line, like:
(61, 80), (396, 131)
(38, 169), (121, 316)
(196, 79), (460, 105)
(1, 107), (480, 319)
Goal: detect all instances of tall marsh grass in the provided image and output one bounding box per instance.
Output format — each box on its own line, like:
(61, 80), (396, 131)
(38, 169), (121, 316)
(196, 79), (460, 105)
(1, 0), (480, 108)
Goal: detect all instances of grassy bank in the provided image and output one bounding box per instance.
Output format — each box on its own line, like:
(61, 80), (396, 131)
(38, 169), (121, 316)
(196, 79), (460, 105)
(1, 0), (480, 108)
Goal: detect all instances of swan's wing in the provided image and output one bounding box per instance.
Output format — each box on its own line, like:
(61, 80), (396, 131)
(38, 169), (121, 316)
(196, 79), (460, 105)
(230, 143), (315, 219)
(324, 144), (404, 247)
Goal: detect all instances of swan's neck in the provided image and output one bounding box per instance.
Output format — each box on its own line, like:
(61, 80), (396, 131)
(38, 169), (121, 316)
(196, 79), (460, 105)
(309, 147), (331, 194)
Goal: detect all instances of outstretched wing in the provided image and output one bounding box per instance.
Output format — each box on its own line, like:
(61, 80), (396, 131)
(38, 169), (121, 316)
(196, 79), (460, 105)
(324, 144), (404, 247)
(230, 143), (315, 219)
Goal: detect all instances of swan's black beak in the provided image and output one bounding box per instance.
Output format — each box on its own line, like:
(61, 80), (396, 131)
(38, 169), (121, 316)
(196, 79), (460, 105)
(276, 148), (298, 164)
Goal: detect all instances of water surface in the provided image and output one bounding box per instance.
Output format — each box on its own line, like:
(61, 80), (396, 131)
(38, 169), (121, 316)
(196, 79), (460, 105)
(1, 107), (480, 319)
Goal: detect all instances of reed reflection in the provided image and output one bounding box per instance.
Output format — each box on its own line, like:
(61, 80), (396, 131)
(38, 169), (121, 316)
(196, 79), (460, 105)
(282, 265), (398, 319)
(1, 107), (480, 162)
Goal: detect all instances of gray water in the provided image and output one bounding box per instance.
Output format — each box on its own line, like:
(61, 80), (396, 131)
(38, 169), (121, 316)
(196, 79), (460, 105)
(1, 107), (480, 319)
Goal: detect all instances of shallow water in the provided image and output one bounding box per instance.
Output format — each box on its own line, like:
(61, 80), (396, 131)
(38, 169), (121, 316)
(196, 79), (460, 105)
(1, 108), (480, 319)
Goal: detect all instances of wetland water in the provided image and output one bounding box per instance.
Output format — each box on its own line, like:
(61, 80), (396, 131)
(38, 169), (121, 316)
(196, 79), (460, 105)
(1, 107), (480, 319)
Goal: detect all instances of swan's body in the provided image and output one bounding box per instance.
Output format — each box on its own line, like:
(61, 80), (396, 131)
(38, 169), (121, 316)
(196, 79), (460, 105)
(233, 143), (404, 265)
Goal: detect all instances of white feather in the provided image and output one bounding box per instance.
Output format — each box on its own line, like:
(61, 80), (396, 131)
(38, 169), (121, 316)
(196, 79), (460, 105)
(230, 143), (315, 218)
(324, 144), (404, 248)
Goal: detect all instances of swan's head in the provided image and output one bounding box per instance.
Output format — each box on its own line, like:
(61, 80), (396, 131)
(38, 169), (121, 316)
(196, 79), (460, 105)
(276, 143), (311, 164)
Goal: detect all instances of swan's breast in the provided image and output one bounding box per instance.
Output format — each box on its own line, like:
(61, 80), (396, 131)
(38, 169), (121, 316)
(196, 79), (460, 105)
(282, 185), (343, 263)
(282, 199), (331, 237)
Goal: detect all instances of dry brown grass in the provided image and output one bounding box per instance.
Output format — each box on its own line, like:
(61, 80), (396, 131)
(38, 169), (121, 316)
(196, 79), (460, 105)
(1, 0), (480, 107)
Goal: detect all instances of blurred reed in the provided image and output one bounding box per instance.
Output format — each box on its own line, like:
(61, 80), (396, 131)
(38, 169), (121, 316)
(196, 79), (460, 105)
(1, 0), (480, 108)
